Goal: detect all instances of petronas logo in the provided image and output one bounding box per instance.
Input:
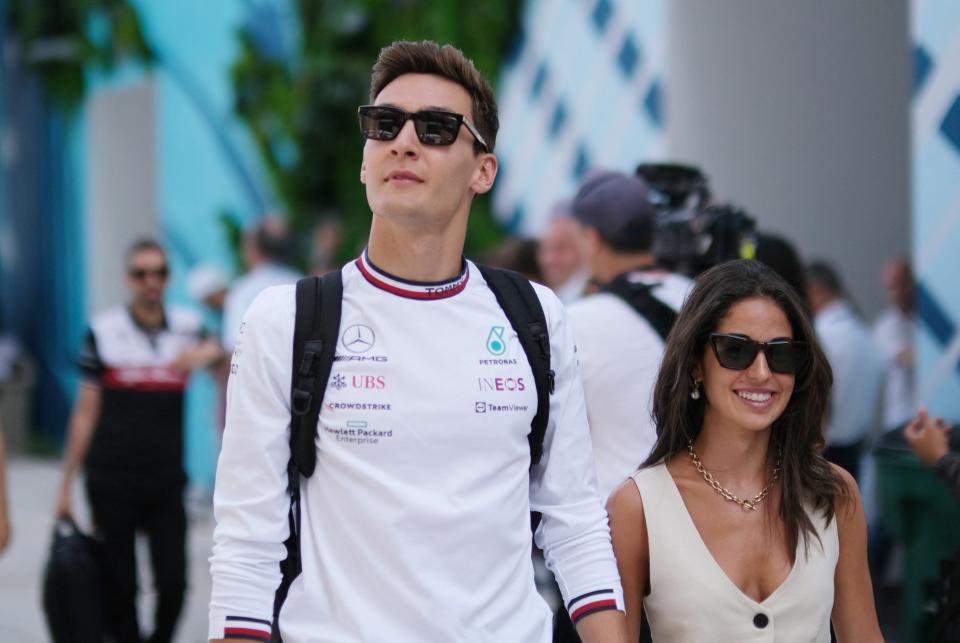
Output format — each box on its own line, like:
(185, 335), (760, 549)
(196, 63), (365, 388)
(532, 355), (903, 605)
(486, 326), (507, 355)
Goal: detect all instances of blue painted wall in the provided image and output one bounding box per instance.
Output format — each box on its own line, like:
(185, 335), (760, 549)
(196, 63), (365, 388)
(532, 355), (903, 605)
(911, 0), (960, 419)
(493, 0), (667, 235)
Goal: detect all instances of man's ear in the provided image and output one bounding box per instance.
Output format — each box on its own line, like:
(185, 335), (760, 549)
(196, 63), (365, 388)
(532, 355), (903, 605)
(469, 153), (498, 195)
(360, 162), (367, 185)
(583, 226), (604, 258)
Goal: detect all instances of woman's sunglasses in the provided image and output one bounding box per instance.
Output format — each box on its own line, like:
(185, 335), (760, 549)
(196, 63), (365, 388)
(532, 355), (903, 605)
(358, 105), (489, 152)
(708, 333), (805, 375)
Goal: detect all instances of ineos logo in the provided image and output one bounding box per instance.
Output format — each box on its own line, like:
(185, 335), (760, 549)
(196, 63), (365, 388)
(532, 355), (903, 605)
(342, 324), (375, 353)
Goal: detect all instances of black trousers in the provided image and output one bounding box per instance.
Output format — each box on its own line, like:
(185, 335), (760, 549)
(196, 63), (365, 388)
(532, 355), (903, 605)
(86, 478), (187, 643)
(823, 440), (864, 482)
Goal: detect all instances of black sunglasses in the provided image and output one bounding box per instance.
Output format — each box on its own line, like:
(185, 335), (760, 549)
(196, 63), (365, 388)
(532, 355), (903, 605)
(709, 333), (805, 375)
(129, 266), (169, 281)
(358, 105), (489, 152)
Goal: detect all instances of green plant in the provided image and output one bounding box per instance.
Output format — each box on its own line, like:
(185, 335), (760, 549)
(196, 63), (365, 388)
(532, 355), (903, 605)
(6, 0), (153, 110)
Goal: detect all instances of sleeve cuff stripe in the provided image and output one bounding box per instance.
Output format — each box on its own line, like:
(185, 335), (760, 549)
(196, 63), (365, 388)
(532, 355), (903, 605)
(566, 588), (615, 610)
(225, 629), (270, 641)
(570, 600), (619, 623)
(225, 629), (271, 641)
(226, 616), (272, 626)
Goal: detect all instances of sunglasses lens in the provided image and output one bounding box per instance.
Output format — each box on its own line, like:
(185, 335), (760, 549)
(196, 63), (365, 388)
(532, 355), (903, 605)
(414, 111), (461, 145)
(713, 336), (758, 370)
(765, 342), (802, 374)
(359, 107), (403, 140)
(130, 267), (168, 280)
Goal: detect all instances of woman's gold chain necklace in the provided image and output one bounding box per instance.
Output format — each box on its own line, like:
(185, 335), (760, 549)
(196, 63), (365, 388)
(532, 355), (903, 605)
(687, 441), (781, 511)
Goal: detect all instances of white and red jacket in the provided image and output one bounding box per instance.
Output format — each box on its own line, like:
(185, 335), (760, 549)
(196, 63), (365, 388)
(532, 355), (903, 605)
(209, 255), (623, 642)
(80, 305), (204, 488)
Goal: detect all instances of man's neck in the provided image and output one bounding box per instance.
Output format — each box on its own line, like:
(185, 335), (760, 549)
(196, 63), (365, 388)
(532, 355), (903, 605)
(367, 216), (467, 282)
(130, 301), (165, 329)
(592, 250), (658, 285)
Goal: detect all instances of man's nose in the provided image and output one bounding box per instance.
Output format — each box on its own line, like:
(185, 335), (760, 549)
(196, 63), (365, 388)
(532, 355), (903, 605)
(390, 119), (421, 156)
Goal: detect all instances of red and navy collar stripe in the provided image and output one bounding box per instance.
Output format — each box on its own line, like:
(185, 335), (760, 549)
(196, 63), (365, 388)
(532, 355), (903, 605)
(567, 589), (619, 623)
(224, 616), (271, 641)
(356, 251), (469, 300)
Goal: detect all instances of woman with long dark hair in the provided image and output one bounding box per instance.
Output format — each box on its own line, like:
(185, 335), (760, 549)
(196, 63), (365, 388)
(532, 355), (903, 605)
(607, 259), (881, 641)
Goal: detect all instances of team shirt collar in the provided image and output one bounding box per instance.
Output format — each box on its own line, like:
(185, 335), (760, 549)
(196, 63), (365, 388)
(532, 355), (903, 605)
(355, 250), (470, 300)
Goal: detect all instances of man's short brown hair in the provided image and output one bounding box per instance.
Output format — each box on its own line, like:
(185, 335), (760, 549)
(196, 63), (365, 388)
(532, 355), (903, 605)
(369, 40), (499, 153)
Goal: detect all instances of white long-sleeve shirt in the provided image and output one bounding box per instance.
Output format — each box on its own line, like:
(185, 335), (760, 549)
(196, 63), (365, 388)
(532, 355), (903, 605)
(815, 300), (883, 446)
(568, 270), (693, 500)
(872, 307), (915, 431)
(209, 255), (623, 642)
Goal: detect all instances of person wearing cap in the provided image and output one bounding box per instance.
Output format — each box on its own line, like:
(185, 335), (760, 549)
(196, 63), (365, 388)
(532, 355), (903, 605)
(567, 170), (694, 502)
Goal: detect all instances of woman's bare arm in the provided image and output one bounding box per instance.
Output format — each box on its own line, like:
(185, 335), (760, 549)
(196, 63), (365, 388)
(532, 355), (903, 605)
(830, 465), (883, 642)
(607, 479), (650, 642)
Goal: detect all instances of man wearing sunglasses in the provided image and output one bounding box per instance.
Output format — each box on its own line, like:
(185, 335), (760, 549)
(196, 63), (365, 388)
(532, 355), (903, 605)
(55, 239), (221, 643)
(210, 41), (627, 643)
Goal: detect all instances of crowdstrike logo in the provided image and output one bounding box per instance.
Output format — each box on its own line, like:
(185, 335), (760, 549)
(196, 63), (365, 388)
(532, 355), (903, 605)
(342, 324), (376, 353)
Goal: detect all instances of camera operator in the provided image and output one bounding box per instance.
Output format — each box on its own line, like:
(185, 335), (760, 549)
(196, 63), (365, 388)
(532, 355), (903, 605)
(636, 163), (807, 299)
(567, 170), (693, 501)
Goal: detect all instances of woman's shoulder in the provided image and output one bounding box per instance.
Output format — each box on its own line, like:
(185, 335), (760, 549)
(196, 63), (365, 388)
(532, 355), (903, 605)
(607, 474), (646, 518)
(827, 462), (862, 519)
(608, 462), (668, 514)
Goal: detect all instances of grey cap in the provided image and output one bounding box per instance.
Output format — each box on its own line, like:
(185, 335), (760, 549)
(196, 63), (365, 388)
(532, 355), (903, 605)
(572, 170), (657, 251)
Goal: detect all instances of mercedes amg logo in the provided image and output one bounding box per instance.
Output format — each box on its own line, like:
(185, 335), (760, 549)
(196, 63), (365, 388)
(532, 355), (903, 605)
(342, 324), (376, 353)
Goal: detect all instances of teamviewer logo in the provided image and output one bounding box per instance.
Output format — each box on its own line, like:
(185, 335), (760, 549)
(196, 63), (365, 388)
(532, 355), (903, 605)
(475, 402), (487, 414)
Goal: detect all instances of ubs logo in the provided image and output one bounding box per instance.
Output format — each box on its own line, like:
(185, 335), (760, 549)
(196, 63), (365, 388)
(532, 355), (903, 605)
(342, 324), (376, 353)
(329, 374), (386, 390)
(352, 375), (385, 390)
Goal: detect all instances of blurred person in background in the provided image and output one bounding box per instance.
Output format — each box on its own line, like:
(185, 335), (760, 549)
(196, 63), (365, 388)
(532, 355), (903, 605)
(608, 260), (882, 642)
(0, 420), (9, 554)
(481, 236), (543, 282)
(806, 261), (883, 482)
(221, 216), (301, 353)
(55, 239), (221, 643)
(873, 258), (916, 434)
(187, 264), (231, 317)
(567, 170), (692, 501)
(309, 217), (345, 276)
(537, 199), (589, 303)
(904, 407), (958, 496)
(754, 233), (807, 304)
(187, 263), (233, 436)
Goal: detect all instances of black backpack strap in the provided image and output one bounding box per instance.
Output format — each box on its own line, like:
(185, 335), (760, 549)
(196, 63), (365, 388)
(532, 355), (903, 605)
(272, 271), (343, 641)
(477, 265), (554, 467)
(601, 273), (678, 341)
(290, 272), (342, 477)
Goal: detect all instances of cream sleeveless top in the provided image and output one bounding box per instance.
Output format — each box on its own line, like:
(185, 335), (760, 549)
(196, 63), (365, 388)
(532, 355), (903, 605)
(631, 463), (839, 642)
